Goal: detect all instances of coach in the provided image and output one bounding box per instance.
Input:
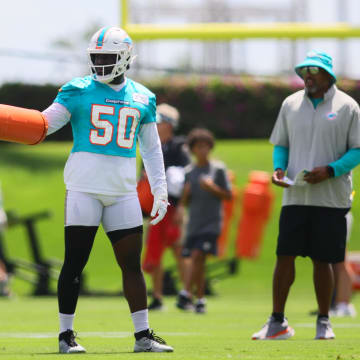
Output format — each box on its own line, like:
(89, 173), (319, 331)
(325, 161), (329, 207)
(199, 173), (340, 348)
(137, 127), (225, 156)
(252, 50), (360, 340)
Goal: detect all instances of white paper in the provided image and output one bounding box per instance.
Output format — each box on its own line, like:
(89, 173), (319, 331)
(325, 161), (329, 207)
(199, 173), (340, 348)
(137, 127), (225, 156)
(283, 170), (309, 187)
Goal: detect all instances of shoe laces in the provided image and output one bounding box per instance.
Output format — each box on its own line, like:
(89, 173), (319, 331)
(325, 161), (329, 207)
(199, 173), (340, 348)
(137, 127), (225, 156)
(64, 330), (79, 347)
(148, 329), (167, 344)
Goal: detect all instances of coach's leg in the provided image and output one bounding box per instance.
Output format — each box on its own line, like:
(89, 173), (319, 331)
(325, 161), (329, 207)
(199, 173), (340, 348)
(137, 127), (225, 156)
(272, 255), (296, 313)
(313, 259), (334, 316)
(57, 226), (98, 315)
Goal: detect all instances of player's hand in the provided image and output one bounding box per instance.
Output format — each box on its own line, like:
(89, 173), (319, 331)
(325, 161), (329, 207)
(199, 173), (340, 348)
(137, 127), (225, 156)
(272, 169), (290, 188)
(304, 166), (329, 184)
(150, 193), (169, 225)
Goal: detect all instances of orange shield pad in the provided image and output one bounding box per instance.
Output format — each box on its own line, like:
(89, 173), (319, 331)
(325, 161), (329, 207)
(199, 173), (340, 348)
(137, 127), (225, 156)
(0, 104), (48, 145)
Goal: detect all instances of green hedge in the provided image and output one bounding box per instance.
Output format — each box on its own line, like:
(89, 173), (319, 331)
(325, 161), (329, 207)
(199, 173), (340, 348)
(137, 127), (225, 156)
(1, 77), (360, 140)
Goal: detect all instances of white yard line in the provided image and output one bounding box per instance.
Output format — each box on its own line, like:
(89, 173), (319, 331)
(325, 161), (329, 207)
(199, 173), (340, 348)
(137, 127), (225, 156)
(0, 331), (195, 338)
(295, 323), (360, 328)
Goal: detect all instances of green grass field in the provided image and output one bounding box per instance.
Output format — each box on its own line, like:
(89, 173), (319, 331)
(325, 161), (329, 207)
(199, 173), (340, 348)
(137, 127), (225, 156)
(1, 140), (360, 359)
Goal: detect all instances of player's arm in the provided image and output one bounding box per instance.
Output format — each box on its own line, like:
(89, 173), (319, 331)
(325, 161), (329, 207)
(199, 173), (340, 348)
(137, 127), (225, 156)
(138, 122), (168, 225)
(42, 103), (71, 136)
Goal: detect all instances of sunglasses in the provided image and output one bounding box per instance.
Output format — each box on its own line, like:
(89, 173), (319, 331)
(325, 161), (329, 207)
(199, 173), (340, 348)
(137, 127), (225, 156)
(299, 66), (320, 77)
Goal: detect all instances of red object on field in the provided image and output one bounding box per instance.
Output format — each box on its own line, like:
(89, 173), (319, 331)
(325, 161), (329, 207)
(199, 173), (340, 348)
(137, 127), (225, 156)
(235, 171), (274, 259)
(142, 205), (181, 273)
(346, 252), (360, 291)
(0, 104), (48, 145)
(217, 170), (239, 258)
(137, 176), (154, 216)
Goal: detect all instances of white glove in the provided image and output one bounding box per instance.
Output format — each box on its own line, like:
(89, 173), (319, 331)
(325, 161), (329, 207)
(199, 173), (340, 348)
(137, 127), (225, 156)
(150, 193), (169, 225)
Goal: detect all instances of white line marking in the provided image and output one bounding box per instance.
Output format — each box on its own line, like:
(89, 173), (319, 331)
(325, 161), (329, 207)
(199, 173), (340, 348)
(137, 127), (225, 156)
(0, 331), (194, 339)
(295, 323), (360, 328)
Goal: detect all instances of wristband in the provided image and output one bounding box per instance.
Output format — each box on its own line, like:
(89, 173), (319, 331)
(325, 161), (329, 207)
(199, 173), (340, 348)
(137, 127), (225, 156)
(326, 165), (335, 178)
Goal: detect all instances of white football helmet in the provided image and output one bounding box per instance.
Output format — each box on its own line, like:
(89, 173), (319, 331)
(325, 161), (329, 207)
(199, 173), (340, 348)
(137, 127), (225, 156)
(87, 26), (135, 83)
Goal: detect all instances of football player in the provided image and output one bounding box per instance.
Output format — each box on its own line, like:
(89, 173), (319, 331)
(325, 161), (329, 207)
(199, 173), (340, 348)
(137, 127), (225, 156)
(42, 27), (173, 353)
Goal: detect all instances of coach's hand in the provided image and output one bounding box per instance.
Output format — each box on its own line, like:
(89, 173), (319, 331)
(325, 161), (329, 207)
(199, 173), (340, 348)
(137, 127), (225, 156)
(304, 166), (329, 184)
(150, 193), (169, 225)
(272, 169), (290, 188)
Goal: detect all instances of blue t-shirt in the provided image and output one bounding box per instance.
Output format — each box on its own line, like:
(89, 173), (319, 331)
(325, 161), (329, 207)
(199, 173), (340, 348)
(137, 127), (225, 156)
(54, 76), (156, 157)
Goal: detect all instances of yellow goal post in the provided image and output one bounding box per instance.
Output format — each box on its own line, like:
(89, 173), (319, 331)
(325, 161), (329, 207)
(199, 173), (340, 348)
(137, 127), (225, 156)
(121, 0), (360, 41)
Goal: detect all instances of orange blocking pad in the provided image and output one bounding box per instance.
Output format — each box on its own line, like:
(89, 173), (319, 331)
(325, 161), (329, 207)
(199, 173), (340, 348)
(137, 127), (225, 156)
(0, 104), (48, 145)
(137, 176), (154, 216)
(236, 171), (274, 259)
(217, 170), (240, 259)
(347, 252), (360, 291)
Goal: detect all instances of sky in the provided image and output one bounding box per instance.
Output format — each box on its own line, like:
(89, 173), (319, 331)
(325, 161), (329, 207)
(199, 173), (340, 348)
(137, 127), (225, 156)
(1, 0), (360, 85)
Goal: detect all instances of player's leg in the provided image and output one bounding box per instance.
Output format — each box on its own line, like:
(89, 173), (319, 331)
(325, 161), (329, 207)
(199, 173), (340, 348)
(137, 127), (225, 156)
(171, 242), (185, 284)
(331, 261), (356, 316)
(103, 194), (173, 352)
(167, 206), (185, 286)
(142, 221), (166, 310)
(150, 265), (164, 309)
(176, 236), (195, 311)
(58, 190), (102, 353)
(311, 206), (348, 339)
(330, 213), (356, 317)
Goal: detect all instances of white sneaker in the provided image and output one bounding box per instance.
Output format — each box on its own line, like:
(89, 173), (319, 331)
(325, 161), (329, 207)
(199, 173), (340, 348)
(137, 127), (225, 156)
(315, 317), (335, 340)
(330, 302), (357, 318)
(134, 329), (174, 352)
(58, 330), (86, 354)
(252, 316), (295, 340)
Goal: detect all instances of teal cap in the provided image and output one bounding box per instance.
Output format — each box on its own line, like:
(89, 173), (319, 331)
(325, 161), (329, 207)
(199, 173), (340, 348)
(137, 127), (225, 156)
(295, 50), (336, 83)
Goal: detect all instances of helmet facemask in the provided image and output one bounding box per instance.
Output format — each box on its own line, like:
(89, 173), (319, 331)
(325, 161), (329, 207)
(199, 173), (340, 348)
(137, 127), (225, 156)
(87, 27), (134, 84)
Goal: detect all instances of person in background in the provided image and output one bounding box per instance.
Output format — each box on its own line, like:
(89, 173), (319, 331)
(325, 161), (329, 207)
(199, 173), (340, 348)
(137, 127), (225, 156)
(330, 210), (357, 317)
(252, 50), (360, 340)
(142, 103), (191, 311)
(0, 183), (9, 297)
(175, 128), (232, 314)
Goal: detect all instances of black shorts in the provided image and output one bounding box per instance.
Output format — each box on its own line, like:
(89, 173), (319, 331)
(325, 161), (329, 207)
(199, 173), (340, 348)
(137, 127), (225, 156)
(182, 233), (218, 257)
(277, 205), (349, 264)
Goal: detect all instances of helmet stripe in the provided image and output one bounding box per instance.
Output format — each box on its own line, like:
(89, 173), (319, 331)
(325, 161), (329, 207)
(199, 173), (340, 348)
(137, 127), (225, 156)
(96, 27), (111, 49)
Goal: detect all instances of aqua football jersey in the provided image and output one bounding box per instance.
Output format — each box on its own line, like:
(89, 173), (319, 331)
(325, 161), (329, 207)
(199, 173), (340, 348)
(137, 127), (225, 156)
(54, 76), (156, 157)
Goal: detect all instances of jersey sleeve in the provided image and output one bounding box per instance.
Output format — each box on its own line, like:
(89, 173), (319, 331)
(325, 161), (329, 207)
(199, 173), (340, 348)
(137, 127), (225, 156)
(141, 94), (156, 125)
(215, 166), (232, 192)
(54, 80), (82, 114)
(270, 100), (289, 147)
(347, 104), (360, 149)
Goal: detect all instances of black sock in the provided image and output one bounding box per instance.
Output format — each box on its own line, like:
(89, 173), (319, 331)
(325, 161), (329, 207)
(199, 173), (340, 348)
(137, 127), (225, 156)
(58, 226), (98, 313)
(317, 314), (329, 320)
(271, 312), (285, 322)
(135, 329), (150, 340)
